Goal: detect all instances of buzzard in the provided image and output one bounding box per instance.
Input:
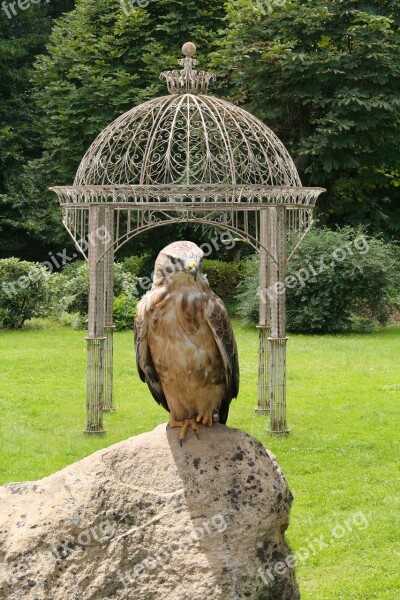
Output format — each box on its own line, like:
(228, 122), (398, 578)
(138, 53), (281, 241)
(134, 241), (239, 444)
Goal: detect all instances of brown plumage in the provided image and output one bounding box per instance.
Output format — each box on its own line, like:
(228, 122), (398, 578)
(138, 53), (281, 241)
(134, 241), (239, 438)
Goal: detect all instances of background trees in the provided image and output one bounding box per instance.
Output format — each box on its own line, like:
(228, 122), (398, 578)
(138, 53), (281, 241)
(1, 0), (226, 259)
(1, 0), (399, 259)
(219, 0), (400, 236)
(0, 1), (75, 259)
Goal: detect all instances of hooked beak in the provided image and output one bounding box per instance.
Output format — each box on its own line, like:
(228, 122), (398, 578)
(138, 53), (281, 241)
(188, 261), (199, 281)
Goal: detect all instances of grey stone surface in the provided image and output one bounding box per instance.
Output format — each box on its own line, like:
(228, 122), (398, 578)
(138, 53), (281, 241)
(0, 424), (300, 599)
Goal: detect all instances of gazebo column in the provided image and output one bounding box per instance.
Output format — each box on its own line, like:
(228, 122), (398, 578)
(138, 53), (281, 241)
(103, 207), (116, 412)
(268, 206), (289, 436)
(256, 208), (270, 414)
(85, 205), (106, 435)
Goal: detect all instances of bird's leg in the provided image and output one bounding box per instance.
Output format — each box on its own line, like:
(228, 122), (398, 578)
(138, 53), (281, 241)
(170, 415), (199, 446)
(179, 420), (199, 446)
(196, 414), (213, 427)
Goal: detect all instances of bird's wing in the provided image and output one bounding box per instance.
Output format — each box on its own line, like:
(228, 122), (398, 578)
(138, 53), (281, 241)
(205, 293), (240, 424)
(134, 295), (169, 413)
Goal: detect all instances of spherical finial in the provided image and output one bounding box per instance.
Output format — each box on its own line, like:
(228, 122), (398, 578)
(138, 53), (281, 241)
(182, 42), (197, 58)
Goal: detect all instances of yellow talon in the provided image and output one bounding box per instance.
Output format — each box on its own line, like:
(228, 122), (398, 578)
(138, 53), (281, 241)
(170, 414), (213, 445)
(205, 415), (213, 427)
(170, 418), (199, 445)
(196, 414), (213, 427)
(170, 420), (185, 429)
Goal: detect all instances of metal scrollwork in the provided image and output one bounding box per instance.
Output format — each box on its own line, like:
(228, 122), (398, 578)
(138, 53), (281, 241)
(50, 45), (325, 261)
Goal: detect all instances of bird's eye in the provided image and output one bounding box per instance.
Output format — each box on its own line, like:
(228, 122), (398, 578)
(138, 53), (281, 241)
(169, 256), (184, 267)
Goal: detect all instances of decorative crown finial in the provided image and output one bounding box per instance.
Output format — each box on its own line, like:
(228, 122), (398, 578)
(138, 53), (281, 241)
(160, 42), (216, 95)
(182, 42), (197, 57)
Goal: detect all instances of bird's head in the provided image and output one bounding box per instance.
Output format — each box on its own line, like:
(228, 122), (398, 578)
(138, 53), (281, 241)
(153, 241), (204, 286)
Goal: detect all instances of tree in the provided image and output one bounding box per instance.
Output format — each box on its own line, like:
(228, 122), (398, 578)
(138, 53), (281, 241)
(217, 0), (400, 236)
(0, 2), (75, 259)
(11, 0), (226, 258)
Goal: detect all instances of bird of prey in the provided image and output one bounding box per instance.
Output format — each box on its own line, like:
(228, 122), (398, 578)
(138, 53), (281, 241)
(134, 241), (239, 444)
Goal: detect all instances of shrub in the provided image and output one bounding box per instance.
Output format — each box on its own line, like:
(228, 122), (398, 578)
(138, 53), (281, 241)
(54, 261), (90, 315)
(203, 259), (244, 300)
(121, 255), (148, 279)
(45, 272), (77, 318)
(237, 227), (400, 334)
(53, 261), (138, 319)
(114, 293), (137, 331)
(58, 311), (87, 330)
(0, 258), (50, 329)
(234, 258), (260, 323)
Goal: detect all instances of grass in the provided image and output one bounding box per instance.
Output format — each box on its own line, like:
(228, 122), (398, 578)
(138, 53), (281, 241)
(0, 321), (399, 599)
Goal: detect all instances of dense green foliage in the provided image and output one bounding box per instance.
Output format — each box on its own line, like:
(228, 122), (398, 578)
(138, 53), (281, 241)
(2, 1), (400, 258)
(0, 258), (50, 328)
(3, 0), (226, 257)
(0, 1), (75, 259)
(0, 255), (248, 330)
(121, 255), (149, 280)
(48, 260), (138, 330)
(113, 292), (137, 331)
(203, 259), (244, 301)
(237, 227), (400, 333)
(0, 258), (139, 330)
(219, 0), (400, 236)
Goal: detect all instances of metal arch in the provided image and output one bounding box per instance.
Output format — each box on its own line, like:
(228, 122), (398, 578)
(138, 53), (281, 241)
(111, 217), (268, 261)
(62, 204), (314, 266)
(287, 226), (313, 262)
(63, 212), (265, 263)
(286, 207), (315, 262)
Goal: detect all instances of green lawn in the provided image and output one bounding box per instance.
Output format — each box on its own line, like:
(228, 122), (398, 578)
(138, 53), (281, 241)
(0, 322), (399, 599)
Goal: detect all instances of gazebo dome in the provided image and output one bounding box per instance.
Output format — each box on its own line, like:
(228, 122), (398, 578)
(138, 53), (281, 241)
(74, 93), (301, 189)
(52, 42), (323, 206)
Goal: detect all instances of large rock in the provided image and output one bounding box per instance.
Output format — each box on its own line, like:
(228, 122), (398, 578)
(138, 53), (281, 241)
(0, 424), (300, 600)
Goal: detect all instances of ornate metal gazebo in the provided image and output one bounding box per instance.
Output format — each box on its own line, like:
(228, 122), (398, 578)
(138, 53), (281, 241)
(50, 43), (324, 436)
